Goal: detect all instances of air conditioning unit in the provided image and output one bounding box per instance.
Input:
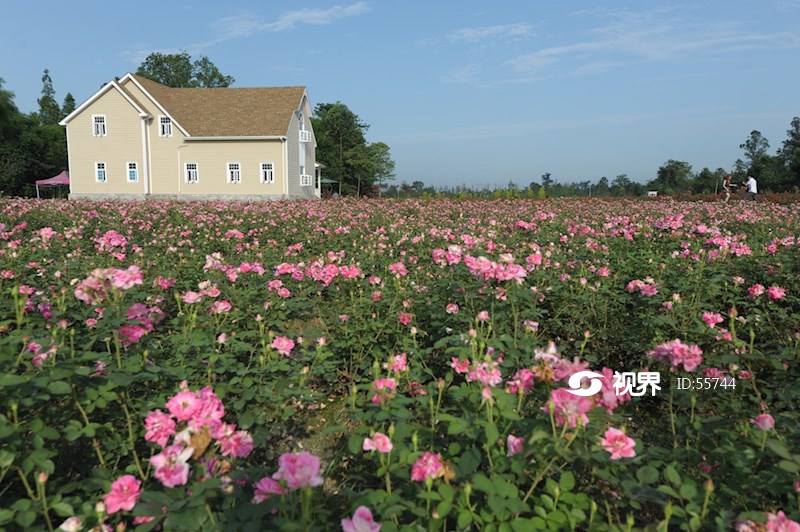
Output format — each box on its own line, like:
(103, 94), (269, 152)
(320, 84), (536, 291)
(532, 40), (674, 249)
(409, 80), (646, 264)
(299, 130), (310, 142)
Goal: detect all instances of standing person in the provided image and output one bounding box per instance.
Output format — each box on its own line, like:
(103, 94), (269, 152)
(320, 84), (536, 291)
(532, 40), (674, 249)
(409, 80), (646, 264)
(722, 174), (736, 202)
(745, 175), (758, 201)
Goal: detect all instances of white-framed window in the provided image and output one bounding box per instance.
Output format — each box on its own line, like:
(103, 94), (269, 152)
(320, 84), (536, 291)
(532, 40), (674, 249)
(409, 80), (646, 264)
(300, 165), (311, 187)
(126, 162), (138, 182)
(185, 162), (199, 183)
(260, 162), (274, 184)
(95, 162), (107, 182)
(92, 115), (107, 136)
(158, 116), (172, 137)
(227, 162), (241, 184)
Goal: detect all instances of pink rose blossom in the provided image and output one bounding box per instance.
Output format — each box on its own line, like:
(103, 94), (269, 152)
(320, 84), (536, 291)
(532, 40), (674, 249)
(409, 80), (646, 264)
(342, 506), (381, 532)
(271, 336), (295, 356)
(252, 477), (285, 504)
(748, 284), (765, 299)
(450, 358), (470, 374)
(370, 378), (397, 405)
(751, 413), (775, 432)
(150, 444), (193, 488)
(767, 285), (786, 300)
(601, 428), (637, 460)
(144, 409), (176, 448)
(272, 452), (324, 490)
(702, 312), (724, 328)
(384, 353), (407, 372)
(766, 511), (800, 531)
(543, 388), (594, 428)
(211, 300), (232, 314)
(217, 425), (254, 458)
(506, 434), (524, 456)
(165, 390), (201, 421)
(182, 291), (203, 304)
(410, 451), (445, 482)
(445, 303), (459, 314)
(103, 475), (142, 514)
(363, 432), (393, 453)
(398, 311), (413, 325)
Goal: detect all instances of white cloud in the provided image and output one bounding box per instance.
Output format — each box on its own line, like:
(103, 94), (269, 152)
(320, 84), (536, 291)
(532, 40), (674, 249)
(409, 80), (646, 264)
(446, 23), (536, 43)
(213, 2), (370, 39)
(441, 65), (479, 84)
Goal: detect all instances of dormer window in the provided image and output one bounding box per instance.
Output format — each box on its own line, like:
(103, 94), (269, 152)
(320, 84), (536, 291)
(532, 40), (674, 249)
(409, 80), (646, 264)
(92, 115), (107, 136)
(159, 116), (172, 137)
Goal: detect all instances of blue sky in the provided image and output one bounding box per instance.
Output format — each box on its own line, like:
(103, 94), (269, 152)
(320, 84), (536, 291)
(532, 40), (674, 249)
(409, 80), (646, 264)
(2, 1), (799, 188)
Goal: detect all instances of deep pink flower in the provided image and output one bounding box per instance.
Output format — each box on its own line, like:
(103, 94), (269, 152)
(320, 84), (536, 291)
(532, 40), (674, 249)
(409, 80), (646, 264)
(252, 477), (286, 504)
(363, 432), (393, 453)
(118, 324), (148, 346)
(384, 353), (407, 372)
(767, 285), (786, 300)
(217, 425), (254, 458)
(342, 506), (381, 532)
(103, 475), (142, 514)
(445, 303), (459, 314)
(450, 358), (469, 374)
(150, 444), (193, 488)
(272, 452), (324, 490)
(751, 413), (775, 432)
(398, 311), (413, 325)
(601, 428), (637, 460)
(166, 390), (201, 421)
(506, 434), (524, 456)
(271, 336), (295, 356)
(748, 284), (765, 299)
(410, 451), (445, 482)
(144, 409), (176, 448)
(766, 511), (800, 531)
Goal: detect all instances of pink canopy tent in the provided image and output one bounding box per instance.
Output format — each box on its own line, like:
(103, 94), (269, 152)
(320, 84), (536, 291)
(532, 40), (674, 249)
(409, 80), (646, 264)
(35, 171), (69, 198)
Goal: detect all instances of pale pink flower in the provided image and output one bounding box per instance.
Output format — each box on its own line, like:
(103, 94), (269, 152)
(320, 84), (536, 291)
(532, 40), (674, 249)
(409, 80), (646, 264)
(363, 432), (393, 453)
(384, 353), (407, 372)
(58, 517), (83, 531)
(211, 300), (232, 314)
(182, 291), (203, 304)
(410, 451), (445, 482)
(103, 474), (142, 514)
(506, 434), (524, 456)
(144, 409), (176, 448)
(767, 285), (786, 301)
(445, 303), (459, 314)
(476, 310), (490, 322)
(702, 312), (724, 328)
(751, 413), (775, 432)
(388, 262), (408, 276)
(271, 336), (295, 356)
(150, 444), (193, 488)
(543, 388), (593, 428)
(601, 428), (637, 460)
(370, 378), (397, 405)
(748, 284), (765, 299)
(342, 506), (381, 532)
(272, 452), (324, 489)
(252, 477), (286, 504)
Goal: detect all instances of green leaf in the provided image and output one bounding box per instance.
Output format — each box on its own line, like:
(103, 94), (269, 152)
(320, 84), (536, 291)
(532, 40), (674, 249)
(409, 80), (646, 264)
(0, 374), (27, 387)
(679, 483), (698, 500)
(484, 422), (499, 446)
(47, 381), (71, 395)
(636, 465), (659, 485)
(767, 439), (794, 460)
(778, 460), (800, 473)
(664, 464), (681, 487)
(559, 471), (576, 492)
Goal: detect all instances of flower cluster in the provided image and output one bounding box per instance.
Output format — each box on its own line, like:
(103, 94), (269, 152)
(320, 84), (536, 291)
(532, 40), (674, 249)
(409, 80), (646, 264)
(647, 339), (704, 372)
(74, 265), (143, 305)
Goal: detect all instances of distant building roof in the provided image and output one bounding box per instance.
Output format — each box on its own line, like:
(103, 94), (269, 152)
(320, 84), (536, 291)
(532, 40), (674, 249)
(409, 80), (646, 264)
(130, 75), (307, 138)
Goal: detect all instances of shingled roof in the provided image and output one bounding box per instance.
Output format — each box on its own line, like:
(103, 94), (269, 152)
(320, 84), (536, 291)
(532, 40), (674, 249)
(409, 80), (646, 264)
(129, 75), (306, 137)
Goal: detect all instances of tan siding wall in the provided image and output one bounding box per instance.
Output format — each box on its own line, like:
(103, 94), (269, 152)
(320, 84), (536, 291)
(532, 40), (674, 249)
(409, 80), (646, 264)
(66, 88), (145, 195)
(286, 96), (317, 198)
(176, 140), (286, 196)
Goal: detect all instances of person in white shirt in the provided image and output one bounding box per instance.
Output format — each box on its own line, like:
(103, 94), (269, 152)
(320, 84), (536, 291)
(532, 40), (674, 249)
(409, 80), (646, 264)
(745, 176), (758, 201)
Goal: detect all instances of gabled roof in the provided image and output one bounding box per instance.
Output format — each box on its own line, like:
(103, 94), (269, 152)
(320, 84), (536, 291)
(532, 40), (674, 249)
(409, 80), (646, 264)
(59, 80), (149, 126)
(126, 74), (306, 138)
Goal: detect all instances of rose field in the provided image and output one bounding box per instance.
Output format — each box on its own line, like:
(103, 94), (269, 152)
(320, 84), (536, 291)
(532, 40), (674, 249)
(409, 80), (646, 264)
(1, 197), (800, 531)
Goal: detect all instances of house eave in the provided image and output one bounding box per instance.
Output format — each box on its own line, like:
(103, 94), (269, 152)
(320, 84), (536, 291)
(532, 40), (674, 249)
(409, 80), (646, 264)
(184, 136), (288, 141)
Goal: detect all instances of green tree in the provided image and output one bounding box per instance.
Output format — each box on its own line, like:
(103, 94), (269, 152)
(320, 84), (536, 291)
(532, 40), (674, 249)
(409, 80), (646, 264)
(540, 172), (553, 189)
(61, 92), (76, 119)
(594, 176), (610, 197)
(692, 167), (723, 194)
(37, 69), (61, 125)
(136, 51), (234, 88)
(650, 160), (692, 194)
(313, 102), (394, 195)
(778, 117), (800, 190)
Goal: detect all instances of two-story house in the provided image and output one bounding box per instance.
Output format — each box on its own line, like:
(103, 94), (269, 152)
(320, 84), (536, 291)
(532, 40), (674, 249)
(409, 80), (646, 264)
(59, 73), (319, 200)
